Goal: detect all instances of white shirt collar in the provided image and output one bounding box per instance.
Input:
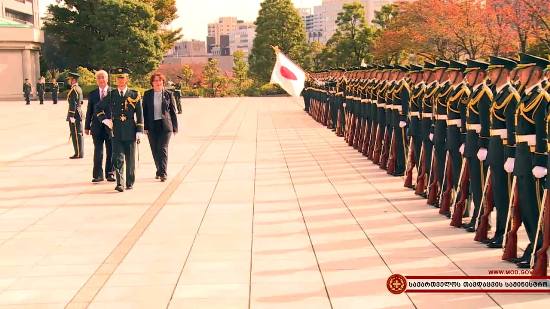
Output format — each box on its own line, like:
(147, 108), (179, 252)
(525, 82), (541, 95)
(99, 85), (109, 94)
(496, 81), (511, 94)
(473, 82), (484, 92)
(117, 87), (128, 96)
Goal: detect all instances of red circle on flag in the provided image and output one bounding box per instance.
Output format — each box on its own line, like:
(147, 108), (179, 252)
(280, 65), (298, 80)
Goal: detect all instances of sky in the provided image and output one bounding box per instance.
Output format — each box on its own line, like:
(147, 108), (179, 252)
(39, 0), (322, 41)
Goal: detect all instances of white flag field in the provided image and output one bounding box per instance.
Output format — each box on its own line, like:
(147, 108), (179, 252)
(270, 50), (306, 97)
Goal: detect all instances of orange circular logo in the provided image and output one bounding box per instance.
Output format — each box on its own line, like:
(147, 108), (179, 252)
(387, 274), (407, 294)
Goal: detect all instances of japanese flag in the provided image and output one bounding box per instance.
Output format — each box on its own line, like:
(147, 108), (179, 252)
(270, 50), (306, 97)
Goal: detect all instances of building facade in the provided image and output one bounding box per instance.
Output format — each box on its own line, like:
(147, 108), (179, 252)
(165, 40), (206, 58)
(301, 0), (397, 44)
(228, 23), (256, 58)
(0, 0), (43, 100)
(206, 16), (255, 56)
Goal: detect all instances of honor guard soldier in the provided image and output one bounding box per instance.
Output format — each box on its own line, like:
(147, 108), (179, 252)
(37, 77), (46, 105)
(441, 60), (470, 215)
(389, 65), (411, 176)
(174, 78), (183, 114)
(404, 64), (425, 188)
(51, 79), (59, 104)
(485, 56), (520, 248)
(95, 68), (144, 192)
(66, 72), (84, 159)
(23, 79), (32, 105)
(509, 53), (549, 268)
(462, 59), (492, 232)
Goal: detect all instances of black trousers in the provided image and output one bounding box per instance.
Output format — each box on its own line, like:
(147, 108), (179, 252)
(38, 93), (44, 104)
(148, 120), (172, 177)
(112, 139), (136, 187)
(174, 93), (182, 113)
(303, 95), (310, 112)
(466, 156), (486, 226)
(92, 133), (113, 179)
(394, 126), (406, 174)
(24, 94), (30, 104)
(52, 93), (58, 104)
(69, 120), (83, 157)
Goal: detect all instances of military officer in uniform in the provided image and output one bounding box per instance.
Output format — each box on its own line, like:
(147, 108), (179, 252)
(390, 65), (411, 176)
(485, 56), (520, 248)
(405, 65), (426, 188)
(51, 79), (59, 104)
(66, 72), (84, 159)
(462, 59), (492, 232)
(23, 79), (32, 105)
(510, 53), (549, 268)
(96, 68), (144, 192)
(37, 77), (46, 105)
(174, 78), (183, 114)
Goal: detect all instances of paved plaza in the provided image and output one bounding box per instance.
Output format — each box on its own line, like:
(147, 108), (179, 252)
(0, 97), (549, 308)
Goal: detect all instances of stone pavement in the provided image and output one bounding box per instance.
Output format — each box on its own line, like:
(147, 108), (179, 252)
(0, 97), (548, 309)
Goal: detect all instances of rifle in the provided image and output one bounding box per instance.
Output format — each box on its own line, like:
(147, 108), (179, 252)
(450, 158), (470, 227)
(474, 168), (494, 242)
(373, 125), (385, 164)
(532, 189), (549, 276)
(387, 128), (397, 175)
(415, 144), (428, 196)
(439, 152), (453, 216)
(427, 146), (439, 205)
(361, 110), (371, 155)
(404, 136), (415, 188)
(367, 121), (378, 159)
(502, 176), (520, 261)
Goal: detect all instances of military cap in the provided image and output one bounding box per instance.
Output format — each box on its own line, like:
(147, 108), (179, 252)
(111, 67), (132, 77)
(488, 56), (517, 71)
(464, 59), (489, 73)
(409, 64), (423, 72)
(68, 72), (80, 79)
(423, 61), (436, 70)
(449, 60), (467, 72)
(517, 53), (549, 70)
(434, 59), (450, 69)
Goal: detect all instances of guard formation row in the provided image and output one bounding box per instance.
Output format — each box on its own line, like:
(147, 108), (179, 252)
(302, 53), (550, 275)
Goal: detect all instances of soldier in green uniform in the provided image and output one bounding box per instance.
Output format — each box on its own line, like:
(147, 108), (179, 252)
(174, 78), (183, 114)
(66, 72), (84, 159)
(405, 65), (426, 188)
(95, 68), (144, 192)
(390, 65), (411, 176)
(23, 79), (32, 105)
(485, 56), (520, 248)
(442, 60), (470, 214)
(462, 59), (492, 232)
(509, 54), (549, 268)
(51, 79), (59, 104)
(37, 77), (45, 105)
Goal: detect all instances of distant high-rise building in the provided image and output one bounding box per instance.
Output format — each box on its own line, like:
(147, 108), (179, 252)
(228, 23), (256, 57)
(207, 16), (256, 57)
(166, 40), (206, 58)
(300, 0), (398, 44)
(0, 0), (44, 100)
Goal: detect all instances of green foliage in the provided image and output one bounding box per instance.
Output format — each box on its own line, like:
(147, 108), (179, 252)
(372, 3), (398, 30)
(232, 51), (253, 96)
(202, 59), (223, 97)
(42, 0), (178, 77)
(180, 65), (194, 90)
(249, 0), (309, 82)
(319, 1), (375, 68)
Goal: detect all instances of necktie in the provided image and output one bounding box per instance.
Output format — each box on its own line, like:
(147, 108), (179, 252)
(100, 89), (105, 100)
(120, 90), (124, 97)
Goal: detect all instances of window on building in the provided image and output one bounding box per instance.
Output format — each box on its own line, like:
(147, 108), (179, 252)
(4, 8), (33, 25)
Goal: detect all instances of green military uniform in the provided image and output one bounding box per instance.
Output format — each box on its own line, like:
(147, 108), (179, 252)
(463, 59), (492, 231)
(445, 61), (470, 199)
(23, 80), (31, 105)
(66, 73), (84, 159)
(174, 81), (183, 114)
(512, 54), (549, 268)
(51, 81), (59, 104)
(96, 68), (144, 192)
(407, 66), (426, 187)
(390, 66), (411, 176)
(380, 66), (398, 169)
(36, 81), (45, 104)
(485, 56), (520, 248)
(432, 60), (453, 205)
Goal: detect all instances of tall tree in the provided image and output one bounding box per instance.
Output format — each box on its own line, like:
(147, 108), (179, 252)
(141, 0), (182, 51)
(180, 64), (194, 90)
(249, 0), (308, 82)
(232, 51), (253, 95)
(372, 3), (399, 30)
(42, 0), (179, 76)
(319, 2), (375, 67)
(203, 59), (222, 97)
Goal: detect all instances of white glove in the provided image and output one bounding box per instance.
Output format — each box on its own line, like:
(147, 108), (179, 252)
(102, 119), (113, 129)
(69, 117), (75, 123)
(399, 121), (407, 128)
(532, 166), (547, 179)
(429, 133), (434, 141)
(477, 148), (488, 161)
(504, 158), (515, 173)
(459, 144), (465, 155)
(136, 132), (142, 141)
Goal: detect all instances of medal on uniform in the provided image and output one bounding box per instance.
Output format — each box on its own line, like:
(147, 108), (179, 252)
(120, 114), (127, 122)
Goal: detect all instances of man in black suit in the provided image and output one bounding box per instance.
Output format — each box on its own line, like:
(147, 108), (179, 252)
(85, 70), (115, 182)
(143, 73), (179, 182)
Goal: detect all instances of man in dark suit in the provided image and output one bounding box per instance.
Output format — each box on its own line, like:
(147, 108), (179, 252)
(85, 70), (115, 182)
(143, 73), (179, 182)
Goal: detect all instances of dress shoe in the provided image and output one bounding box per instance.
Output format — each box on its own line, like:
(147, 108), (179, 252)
(393, 172), (404, 177)
(465, 226), (476, 233)
(419, 192), (427, 198)
(509, 257), (527, 264)
(106, 175), (116, 182)
(115, 185), (124, 192)
(92, 178), (104, 183)
(487, 241), (503, 249)
(160, 176), (167, 182)
(69, 155), (80, 159)
(481, 237), (493, 244)
(461, 223), (472, 229)
(516, 261), (532, 269)
(155, 175), (160, 179)
(126, 185), (133, 190)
